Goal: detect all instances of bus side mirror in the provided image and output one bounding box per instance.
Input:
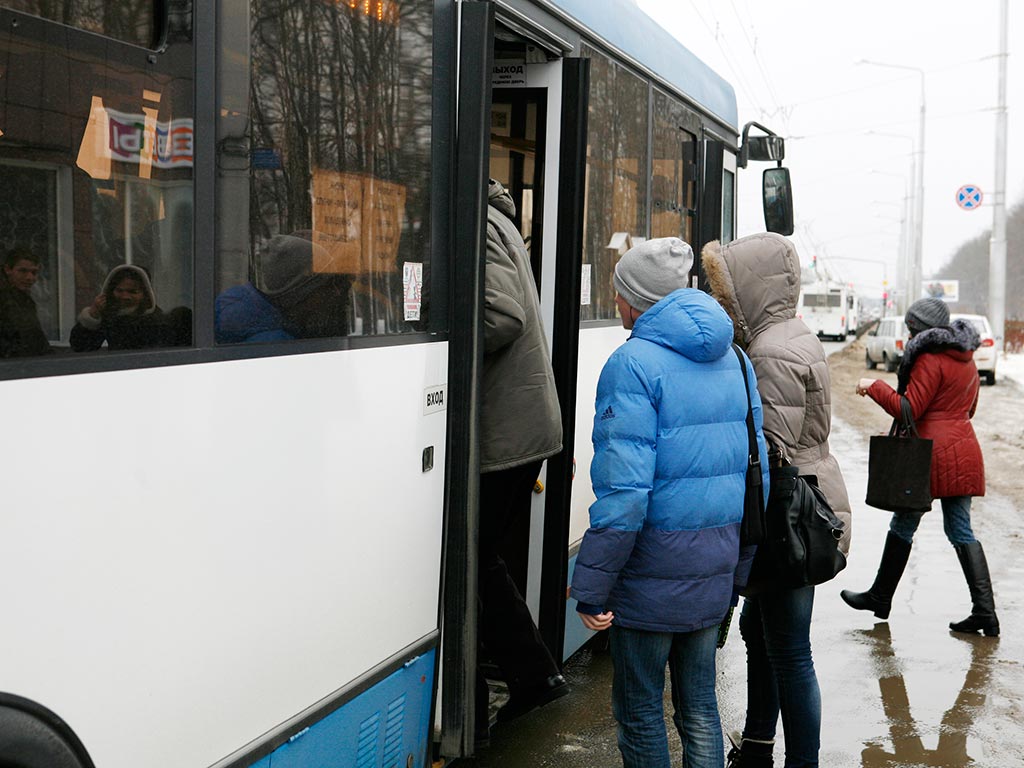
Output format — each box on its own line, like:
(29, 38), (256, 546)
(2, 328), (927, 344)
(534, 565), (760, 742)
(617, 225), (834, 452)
(763, 167), (794, 236)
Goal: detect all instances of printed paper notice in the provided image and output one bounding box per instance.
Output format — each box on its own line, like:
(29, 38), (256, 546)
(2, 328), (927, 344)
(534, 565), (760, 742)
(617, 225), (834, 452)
(492, 60), (527, 87)
(404, 262), (423, 321)
(580, 264), (592, 306)
(311, 169), (407, 274)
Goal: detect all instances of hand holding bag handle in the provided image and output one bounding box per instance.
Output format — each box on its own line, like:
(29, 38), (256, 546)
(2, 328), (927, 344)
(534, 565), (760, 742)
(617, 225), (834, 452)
(895, 395), (918, 437)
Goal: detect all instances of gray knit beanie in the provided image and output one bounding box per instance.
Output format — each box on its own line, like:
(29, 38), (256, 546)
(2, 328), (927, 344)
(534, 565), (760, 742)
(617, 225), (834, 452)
(613, 237), (694, 312)
(905, 297), (950, 333)
(256, 233), (333, 308)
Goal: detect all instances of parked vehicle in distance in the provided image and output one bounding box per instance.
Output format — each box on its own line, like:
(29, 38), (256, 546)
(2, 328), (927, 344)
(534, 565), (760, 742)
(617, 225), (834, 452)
(951, 313), (998, 385)
(865, 316), (909, 372)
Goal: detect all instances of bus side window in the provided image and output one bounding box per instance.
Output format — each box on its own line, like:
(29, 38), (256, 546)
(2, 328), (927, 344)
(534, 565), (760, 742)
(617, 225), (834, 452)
(0, 3), (194, 357)
(214, 0), (434, 343)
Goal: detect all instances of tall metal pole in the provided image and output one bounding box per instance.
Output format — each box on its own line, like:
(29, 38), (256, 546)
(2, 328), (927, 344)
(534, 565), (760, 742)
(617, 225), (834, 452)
(912, 72), (926, 304)
(860, 61), (926, 307)
(865, 131), (916, 312)
(989, 0), (1009, 351)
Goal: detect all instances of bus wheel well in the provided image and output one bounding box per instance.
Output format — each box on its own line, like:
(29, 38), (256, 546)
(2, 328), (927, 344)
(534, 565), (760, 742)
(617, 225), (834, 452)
(0, 693), (94, 768)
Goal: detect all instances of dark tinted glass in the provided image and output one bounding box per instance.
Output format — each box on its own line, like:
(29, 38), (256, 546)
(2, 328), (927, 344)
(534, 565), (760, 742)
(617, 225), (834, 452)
(5, 0), (158, 48)
(0, 5), (194, 359)
(651, 91), (696, 243)
(215, 0), (433, 343)
(580, 44), (649, 322)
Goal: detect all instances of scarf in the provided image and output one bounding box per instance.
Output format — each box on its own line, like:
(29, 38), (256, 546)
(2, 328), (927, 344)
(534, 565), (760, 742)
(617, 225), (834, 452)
(896, 319), (980, 394)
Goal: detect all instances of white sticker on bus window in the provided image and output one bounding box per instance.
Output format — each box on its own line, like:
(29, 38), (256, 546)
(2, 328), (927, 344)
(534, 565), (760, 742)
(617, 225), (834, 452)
(581, 264), (592, 306)
(492, 61), (527, 87)
(424, 385), (447, 414)
(404, 262), (423, 321)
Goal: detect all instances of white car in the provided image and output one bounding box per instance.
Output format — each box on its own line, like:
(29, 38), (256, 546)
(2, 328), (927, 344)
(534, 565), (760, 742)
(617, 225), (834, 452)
(951, 313), (998, 385)
(865, 317), (909, 372)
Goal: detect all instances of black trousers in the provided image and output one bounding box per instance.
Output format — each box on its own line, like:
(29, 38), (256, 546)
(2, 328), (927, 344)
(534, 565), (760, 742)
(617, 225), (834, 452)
(477, 459), (558, 692)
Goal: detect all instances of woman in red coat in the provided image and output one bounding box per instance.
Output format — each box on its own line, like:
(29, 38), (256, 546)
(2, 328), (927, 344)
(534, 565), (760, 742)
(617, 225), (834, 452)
(841, 297), (998, 636)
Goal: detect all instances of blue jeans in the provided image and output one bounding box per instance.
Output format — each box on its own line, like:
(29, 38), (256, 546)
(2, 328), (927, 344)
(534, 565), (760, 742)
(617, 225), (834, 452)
(739, 586), (820, 768)
(609, 624), (723, 768)
(889, 495), (976, 545)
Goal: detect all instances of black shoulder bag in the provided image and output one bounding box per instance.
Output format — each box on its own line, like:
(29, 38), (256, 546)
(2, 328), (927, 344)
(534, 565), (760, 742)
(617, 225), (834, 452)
(733, 345), (766, 546)
(742, 456), (847, 595)
(865, 396), (933, 513)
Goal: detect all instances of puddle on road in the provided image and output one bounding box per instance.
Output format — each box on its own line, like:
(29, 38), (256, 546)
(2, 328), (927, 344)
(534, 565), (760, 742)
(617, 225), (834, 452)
(456, 408), (1024, 767)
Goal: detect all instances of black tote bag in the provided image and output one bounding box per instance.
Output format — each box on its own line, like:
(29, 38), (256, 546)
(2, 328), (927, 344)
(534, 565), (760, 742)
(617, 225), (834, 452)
(865, 397), (933, 513)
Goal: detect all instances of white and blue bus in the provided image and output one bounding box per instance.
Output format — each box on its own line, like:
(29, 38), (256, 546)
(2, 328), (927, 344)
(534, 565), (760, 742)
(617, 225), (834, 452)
(0, 1), (790, 766)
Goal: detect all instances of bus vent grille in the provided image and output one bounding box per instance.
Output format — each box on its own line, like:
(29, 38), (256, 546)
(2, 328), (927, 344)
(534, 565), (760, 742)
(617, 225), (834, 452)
(382, 694), (407, 767)
(356, 712), (380, 767)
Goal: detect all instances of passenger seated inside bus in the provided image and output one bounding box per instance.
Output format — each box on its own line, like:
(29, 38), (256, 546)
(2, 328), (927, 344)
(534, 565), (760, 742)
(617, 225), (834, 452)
(0, 248), (53, 358)
(215, 233), (350, 343)
(70, 264), (191, 352)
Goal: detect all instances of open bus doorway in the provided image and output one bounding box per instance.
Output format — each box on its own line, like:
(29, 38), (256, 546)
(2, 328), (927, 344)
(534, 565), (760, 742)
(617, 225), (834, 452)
(475, 30), (591, 720)
(487, 87), (548, 605)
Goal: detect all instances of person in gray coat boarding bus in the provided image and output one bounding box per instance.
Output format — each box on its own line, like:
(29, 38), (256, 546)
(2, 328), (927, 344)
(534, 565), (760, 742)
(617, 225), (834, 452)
(475, 180), (566, 747)
(572, 236), (768, 768)
(704, 232), (853, 768)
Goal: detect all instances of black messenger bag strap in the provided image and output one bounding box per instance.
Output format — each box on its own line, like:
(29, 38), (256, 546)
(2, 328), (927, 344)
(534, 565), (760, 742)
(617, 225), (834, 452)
(733, 345), (762, 496)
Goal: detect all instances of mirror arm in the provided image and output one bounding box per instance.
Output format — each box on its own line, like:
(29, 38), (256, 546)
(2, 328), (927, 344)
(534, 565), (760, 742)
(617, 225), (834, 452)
(738, 121), (784, 168)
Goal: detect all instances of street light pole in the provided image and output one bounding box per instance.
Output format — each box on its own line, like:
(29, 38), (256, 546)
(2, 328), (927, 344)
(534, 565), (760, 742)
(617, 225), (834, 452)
(866, 133), (916, 312)
(860, 61), (926, 306)
(869, 169), (910, 310)
(990, 0), (1008, 351)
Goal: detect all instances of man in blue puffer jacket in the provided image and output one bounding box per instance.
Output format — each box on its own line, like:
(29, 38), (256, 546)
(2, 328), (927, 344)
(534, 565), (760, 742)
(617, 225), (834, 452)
(570, 237), (768, 768)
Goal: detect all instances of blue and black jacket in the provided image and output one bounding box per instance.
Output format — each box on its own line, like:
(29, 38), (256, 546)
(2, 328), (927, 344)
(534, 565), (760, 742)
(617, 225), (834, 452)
(570, 288), (768, 632)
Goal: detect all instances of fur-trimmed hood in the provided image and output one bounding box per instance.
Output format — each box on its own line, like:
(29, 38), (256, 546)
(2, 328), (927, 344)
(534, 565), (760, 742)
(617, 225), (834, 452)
(897, 319), (980, 394)
(701, 232), (853, 556)
(701, 233), (801, 346)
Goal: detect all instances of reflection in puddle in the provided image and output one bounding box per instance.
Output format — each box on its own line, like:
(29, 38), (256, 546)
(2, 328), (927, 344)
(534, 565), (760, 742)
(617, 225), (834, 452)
(859, 623), (997, 767)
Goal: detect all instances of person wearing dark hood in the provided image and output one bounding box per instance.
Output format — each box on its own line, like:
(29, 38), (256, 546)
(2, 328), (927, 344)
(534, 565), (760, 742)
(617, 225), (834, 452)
(70, 264), (187, 351)
(475, 180), (565, 745)
(0, 248), (52, 357)
(571, 237), (768, 768)
(215, 233), (348, 343)
(843, 297), (997, 636)
(703, 232), (852, 768)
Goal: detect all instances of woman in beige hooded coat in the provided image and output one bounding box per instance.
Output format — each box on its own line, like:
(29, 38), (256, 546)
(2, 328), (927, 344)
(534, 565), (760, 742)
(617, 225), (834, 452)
(703, 232), (852, 768)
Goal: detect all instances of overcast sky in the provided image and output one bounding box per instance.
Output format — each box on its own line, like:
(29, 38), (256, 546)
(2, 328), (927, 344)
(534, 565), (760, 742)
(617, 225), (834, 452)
(637, 0), (1021, 302)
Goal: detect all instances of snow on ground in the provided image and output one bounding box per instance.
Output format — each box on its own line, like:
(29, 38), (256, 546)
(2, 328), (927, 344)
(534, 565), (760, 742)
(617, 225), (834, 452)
(999, 352), (1024, 387)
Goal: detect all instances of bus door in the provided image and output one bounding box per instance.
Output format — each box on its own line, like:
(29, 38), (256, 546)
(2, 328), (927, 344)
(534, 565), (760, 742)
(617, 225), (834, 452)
(487, 46), (590, 667)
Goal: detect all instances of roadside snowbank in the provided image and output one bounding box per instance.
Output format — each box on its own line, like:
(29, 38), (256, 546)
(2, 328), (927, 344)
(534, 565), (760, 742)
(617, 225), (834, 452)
(999, 352), (1024, 387)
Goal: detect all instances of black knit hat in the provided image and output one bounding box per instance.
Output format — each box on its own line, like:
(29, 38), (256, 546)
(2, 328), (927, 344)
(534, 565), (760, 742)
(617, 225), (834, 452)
(905, 297), (950, 333)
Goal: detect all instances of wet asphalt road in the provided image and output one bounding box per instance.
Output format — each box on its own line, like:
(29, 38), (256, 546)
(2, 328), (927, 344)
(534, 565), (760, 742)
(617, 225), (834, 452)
(459, 345), (1023, 767)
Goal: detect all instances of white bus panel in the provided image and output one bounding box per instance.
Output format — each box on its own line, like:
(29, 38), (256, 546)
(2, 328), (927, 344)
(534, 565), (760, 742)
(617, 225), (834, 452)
(0, 344), (447, 768)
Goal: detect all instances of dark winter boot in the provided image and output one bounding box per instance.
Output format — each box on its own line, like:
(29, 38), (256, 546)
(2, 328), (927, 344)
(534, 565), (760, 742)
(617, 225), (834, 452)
(949, 541), (1000, 637)
(840, 532), (912, 620)
(726, 731), (774, 767)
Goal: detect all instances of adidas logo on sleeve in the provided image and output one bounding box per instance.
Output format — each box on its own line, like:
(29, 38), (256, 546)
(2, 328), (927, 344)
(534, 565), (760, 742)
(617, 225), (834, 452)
(600, 405), (615, 420)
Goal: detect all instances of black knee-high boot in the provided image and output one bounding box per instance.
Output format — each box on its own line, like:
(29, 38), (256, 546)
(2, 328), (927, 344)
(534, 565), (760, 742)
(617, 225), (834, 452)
(726, 732), (774, 767)
(949, 541), (1000, 636)
(840, 532), (912, 620)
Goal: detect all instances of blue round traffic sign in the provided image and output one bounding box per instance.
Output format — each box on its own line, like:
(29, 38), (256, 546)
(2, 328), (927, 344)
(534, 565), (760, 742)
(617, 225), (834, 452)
(956, 184), (983, 210)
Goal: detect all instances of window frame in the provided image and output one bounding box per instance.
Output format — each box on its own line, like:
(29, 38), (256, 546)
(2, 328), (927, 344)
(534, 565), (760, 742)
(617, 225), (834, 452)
(0, 0), (453, 382)
(576, 42), (730, 329)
